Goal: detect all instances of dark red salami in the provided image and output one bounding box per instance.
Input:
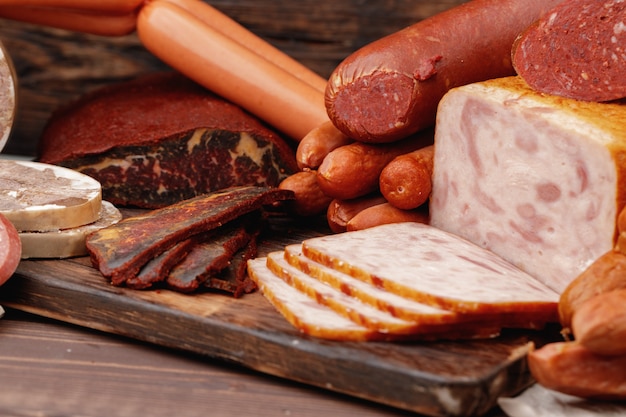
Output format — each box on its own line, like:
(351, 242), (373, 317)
(513, 0), (626, 102)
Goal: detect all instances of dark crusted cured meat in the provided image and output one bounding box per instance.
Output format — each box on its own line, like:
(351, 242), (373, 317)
(165, 218), (257, 292)
(37, 72), (298, 209)
(86, 186), (293, 285)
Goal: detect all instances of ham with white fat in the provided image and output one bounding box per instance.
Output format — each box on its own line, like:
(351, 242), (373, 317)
(249, 222), (559, 341)
(430, 76), (626, 293)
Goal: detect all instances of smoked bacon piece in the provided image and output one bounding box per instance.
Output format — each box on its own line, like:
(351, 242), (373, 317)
(86, 186), (293, 285)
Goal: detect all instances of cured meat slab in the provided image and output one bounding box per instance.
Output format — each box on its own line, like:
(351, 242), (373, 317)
(0, 214), (561, 417)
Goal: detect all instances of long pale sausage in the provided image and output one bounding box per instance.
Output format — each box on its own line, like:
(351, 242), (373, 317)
(0, 6), (137, 36)
(325, 0), (564, 143)
(136, 0), (328, 141)
(0, 0), (142, 13)
(160, 0), (327, 94)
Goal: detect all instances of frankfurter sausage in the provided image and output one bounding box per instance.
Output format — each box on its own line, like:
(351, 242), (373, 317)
(0, 0), (142, 13)
(512, 0), (626, 102)
(379, 144), (434, 210)
(137, 1), (328, 140)
(0, 213), (21, 286)
(572, 289), (626, 356)
(316, 130), (433, 200)
(161, 0), (327, 94)
(279, 170), (333, 217)
(325, 0), (563, 143)
(296, 120), (353, 170)
(326, 194), (387, 233)
(558, 250), (626, 330)
(528, 341), (626, 400)
(346, 202), (429, 232)
(0, 7), (137, 36)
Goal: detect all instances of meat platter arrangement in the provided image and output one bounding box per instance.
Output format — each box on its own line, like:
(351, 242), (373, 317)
(0, 0), (625, 416)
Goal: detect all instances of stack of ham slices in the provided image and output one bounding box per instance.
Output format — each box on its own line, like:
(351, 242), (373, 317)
(248, 222), (559, 341)
(0, 159), (122, 260)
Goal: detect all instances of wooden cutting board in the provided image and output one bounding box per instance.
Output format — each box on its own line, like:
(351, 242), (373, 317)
(0, 216), (560, 417)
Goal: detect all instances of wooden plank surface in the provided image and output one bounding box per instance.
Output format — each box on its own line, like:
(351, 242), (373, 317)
(0, 216), (561, 417)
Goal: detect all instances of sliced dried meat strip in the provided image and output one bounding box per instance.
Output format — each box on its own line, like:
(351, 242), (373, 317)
(166, 220), (254, 292)
(204, 224), (260, 297)
(126, 236), (199, 290)
(86, 186), (293, 285)
(300, 222), (559, 318)
(512, 0), (626, 102)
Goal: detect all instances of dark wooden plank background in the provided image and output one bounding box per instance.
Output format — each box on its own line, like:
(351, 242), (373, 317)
(0, 0), (466, 157)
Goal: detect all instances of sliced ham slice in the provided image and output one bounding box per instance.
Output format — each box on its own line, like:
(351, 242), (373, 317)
(300, 222), (559, 318)
(283, 244), (553, 330)
(247, 258), (382, 341)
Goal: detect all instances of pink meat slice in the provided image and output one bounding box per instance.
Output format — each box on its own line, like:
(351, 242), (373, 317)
(300, 222), (559, 317)
(430, 76), (626, 293)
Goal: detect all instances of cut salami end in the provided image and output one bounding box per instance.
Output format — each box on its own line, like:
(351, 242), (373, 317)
(300, 222), (559, 317)
(0, 159), (102, 232)
(430, 76), (626, 293)
(512, 0), (626, 102)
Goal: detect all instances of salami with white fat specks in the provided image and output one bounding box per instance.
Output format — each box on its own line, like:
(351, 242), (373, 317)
(512, 0), (626, 102)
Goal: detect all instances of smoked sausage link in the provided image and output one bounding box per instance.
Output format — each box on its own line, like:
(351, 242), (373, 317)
(558, 250), (626, 330)
(528, 341), (626, 400)
(571, 288), (626, 356)
(325, 0), (564, 143)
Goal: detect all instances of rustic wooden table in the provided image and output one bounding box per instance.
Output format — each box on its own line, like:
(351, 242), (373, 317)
(0, 307), (509, 417)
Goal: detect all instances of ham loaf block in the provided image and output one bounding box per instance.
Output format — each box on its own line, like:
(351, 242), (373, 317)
(37, 72), (298, 209)
(430, 76), (626, 293)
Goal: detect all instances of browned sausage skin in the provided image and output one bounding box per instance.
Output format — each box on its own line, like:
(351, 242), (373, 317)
(325, 0), (564, 143)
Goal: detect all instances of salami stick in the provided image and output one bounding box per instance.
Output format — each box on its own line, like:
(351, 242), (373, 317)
(296, 121), (353, 170)
(161, 0), (327, 94)
(379, 144), (434, 210)
(137, 0), (328, 140)
(0, 6), (137, 36)
(317, 130), (433, 200)
(325, 0), (563, 143)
